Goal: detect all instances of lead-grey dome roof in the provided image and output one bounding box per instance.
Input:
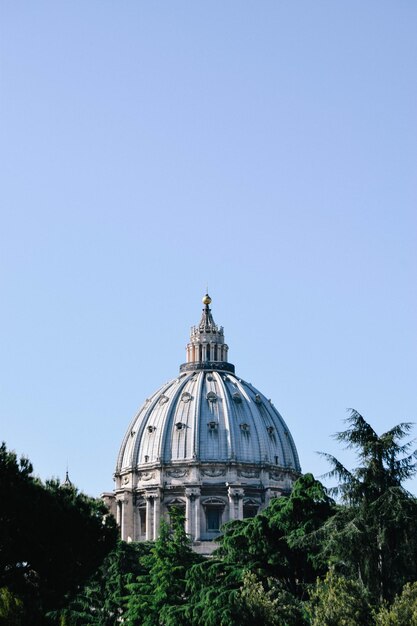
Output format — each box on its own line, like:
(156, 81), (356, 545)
(116, 295), (301, 474)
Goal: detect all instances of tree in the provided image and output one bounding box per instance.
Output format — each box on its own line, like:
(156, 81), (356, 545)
(217, 473), (335, 597)
(185, 559), (245, 626)
(125, 507), (203, 626)
(51, 541), (151, 626)
(0, 442), (118, 624)
(307, 568), (373, 626)
(320, 410), (417, 602)
(184, 474), (334, 626)
(0, 587), (26, 626)
(375, 582), (417, 626)
(239, 571), (308, 626)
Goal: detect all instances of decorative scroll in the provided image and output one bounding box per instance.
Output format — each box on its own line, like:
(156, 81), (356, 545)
(269, 471), (285, 482)
(140, 471), (155, 481)
(238, 469), (260, 478)
(166, 468), (189, 478)
(201, 468), (225, 477)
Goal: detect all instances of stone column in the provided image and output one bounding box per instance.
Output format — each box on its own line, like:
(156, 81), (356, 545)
(185, 487), (201, 541)
(123, 493), (134, 542)
(228, 487), (244, 521)
(195, 492), (201, 540)
(145, 493), (154, 541)
(144, 490), (160, 541)
(153, 492), (161, 540)
(116, 498), (122, 527)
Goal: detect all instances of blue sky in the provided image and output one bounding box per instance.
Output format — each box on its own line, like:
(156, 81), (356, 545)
(1, 2), (416, 496)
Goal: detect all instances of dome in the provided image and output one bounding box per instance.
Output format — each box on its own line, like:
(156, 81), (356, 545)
(105, 295), (301, 552)
(117, 370), (300, 471)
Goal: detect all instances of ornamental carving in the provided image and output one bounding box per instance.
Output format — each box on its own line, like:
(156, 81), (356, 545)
(144, 490), (159, 500)
(201, 468), (225, 477)
(140, 471), (155, 481)
(269, 471), (285, 482)
(166, 468), (189, 478)
(228, 487), (244, 499)
(185, 487), (201, 499)
(238, 469), (260, 478)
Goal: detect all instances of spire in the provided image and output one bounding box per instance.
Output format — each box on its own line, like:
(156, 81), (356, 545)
(62, 467), (73, 489)
(180, 294), (235, 373)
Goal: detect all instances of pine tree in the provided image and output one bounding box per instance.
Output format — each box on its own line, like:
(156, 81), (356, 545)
(125, 507), (202, 626)
(321, 410), (417, 601)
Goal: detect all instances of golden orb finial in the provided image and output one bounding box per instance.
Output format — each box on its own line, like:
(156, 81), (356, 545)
(202, 293), (212, 305)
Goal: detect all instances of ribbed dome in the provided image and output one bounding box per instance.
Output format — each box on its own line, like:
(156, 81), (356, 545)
(117, 370), (300, 471)
(107, 294), (301, 548)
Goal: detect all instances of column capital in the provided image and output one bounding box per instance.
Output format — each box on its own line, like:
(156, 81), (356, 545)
(144, 490), (159, 501)
(228, 486), (244, 500)
(185, 487), (201, 500)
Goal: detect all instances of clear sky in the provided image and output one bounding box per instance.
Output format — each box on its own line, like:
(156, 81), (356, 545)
(1, 2), (416, 497)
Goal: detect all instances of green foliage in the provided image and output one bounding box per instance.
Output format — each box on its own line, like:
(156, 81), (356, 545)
(0, 442), (118, 624)
(0, 587), (26, 626)
(307, 568), (373, 626)
(125, 507), (203, 626)
(321, 410), (417, 601)
(375, 582), (417, 626)
(185, 559), (244, 626)
(183, 474), (334, 626)
(217, 473), (335, 597)
(3, 412), (417, 624)
(51, 541), (151, 625)
(240, 570), (308, 626)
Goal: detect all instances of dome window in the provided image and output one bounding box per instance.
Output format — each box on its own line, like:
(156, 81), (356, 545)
(144, 455), (149, 463)
(208, 421), (218, 431)
(147, 425), (156, 433)
(181, 392), (192, 403)
(240, 423), (250, 432)
(159, 395), (169, 405)
(232, 392), (242, 403)
(206, 374), (214, 381)
(175, 422), (185, 431)
(255, 394), (262, 404)
(267, 426), (274, 435)
(206, 391), (217, 403)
